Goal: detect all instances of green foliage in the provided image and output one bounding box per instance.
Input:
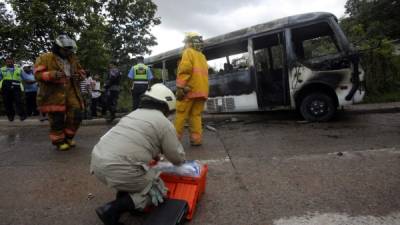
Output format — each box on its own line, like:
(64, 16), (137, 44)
(76, 13), (111, 76)
(6, 0), (86, 60)
(345, 0), (400, 40)
(117, 77), (133, 113)
(364, 90), (400, 103)
(1, 0), (160, 72)
(105, 0), (160, 65)
(0, 0), (161, 111)
(341, 0), (400, 102)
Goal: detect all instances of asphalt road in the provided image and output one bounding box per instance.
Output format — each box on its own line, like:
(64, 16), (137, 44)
(0, 109), (399, 225)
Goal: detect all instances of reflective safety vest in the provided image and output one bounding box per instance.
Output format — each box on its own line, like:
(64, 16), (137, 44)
(0, 66), (24, 91)
(133, 63), (148, 82)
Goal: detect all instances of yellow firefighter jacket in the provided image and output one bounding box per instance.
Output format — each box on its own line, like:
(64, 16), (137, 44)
(176, 47), (209, 99)
(34, 52), (85, 112)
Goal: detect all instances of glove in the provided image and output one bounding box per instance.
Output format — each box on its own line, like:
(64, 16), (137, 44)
(176, 87), (185, 101)
(149, 180), (167, 206)
(149, 188), (164, 206)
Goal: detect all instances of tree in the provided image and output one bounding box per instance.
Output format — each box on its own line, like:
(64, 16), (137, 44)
(2, 0), (160, 70)
(342, 0), (400, 101)
(77, 12), (111, 75)
(6, 0), (86, 60)
(104, 0), (160, 66)
(0, 2), (17, 59)
(344, 0), (400, 39)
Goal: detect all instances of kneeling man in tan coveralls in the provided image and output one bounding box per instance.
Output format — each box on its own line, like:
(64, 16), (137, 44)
(90, 83), (185, 225)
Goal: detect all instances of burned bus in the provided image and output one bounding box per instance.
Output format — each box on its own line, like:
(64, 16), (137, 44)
(145, 12), (365, 122)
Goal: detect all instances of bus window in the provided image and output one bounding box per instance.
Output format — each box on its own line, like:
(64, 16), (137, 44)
(165, 58), (180, 81)
(208, 57), (227, 75)
(291, 22), (340, 63)
(152, 67), (163, 80)
(150, 62), (163, 81)
(208, 52), (249, 76)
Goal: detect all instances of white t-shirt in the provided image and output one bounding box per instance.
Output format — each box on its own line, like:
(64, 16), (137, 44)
(91, 80), (101, 98)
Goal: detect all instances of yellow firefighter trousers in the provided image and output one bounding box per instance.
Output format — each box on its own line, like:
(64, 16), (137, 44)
(48, 81), (82, 145)
(174, 99), (205, 144)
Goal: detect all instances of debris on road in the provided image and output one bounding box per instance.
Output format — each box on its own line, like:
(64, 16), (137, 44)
(206, 125), (217, 132)
(230, 117), (239, 122)
(87, 193), (95, 200)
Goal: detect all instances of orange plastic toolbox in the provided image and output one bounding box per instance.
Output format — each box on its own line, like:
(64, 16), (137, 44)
(160, 164), (208, 220)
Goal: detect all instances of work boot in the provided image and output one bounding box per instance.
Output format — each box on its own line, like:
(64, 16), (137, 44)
(116, 191), (129, 199)
(65, 138), (76, 147)
(95, 194), (135, 225)
(7, 115), (14, 122)
(56, 142), (70, 151)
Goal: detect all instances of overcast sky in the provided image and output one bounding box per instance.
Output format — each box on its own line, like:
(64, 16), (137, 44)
(149, 0), (348, 56)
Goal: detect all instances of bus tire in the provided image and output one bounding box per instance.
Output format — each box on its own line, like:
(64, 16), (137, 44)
(299, 92), (336, 122)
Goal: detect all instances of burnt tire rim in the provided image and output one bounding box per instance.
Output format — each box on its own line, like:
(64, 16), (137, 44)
(308, 99), (328, 117)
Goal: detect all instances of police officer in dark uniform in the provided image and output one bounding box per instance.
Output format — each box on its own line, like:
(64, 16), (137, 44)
(103, 62), (121, 122)
(0, 57), (26, 121)
(128, 56), (153, 111)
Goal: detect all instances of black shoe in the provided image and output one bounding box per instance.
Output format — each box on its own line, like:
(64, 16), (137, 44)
(20, 115), (27, 121)
(95, 203), (120, 225)
(7, 116), (14, 122)
(116, 191), (129, 199)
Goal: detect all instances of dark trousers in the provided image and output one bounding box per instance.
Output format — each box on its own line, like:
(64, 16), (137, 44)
(1, 86), (25, 120)
(103, 90), (119, 116)
(81, 92), (92, 119)
(132, 83), (148, 111)
(91, 97), (100, 117)
(25, 91), (39, 116)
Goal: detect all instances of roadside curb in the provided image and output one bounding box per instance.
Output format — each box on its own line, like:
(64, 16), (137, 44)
(344, 102), (400, 114)
(0, 118), (121, 127)
(0, 102), (399, 126)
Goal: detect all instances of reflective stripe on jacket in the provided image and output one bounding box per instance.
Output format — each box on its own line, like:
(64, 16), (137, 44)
(34, 52), (84, 112)
(176, 47), (209, 99)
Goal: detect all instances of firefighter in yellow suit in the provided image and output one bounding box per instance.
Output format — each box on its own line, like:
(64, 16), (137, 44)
(34, 34), (85, 151)
(175, 32), (209, 146)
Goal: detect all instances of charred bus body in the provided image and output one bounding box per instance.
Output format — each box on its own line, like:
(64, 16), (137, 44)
(146, 12), (365, 122)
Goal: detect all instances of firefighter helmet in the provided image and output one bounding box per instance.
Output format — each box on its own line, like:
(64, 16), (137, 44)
(55, 34), (77, 53)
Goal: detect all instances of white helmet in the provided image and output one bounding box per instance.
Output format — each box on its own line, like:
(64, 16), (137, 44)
(22, 63), (32, 68)
(144, 83), (176, 111)
(55, 34), (77, 53)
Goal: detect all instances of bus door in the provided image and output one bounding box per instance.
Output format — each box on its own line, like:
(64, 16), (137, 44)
(253, 32), (290, 108)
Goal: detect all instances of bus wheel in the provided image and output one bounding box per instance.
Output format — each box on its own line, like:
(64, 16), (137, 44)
(300, 92), (336, 122)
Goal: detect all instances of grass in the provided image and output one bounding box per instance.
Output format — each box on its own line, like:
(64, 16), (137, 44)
(117, 90), (132, 113)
